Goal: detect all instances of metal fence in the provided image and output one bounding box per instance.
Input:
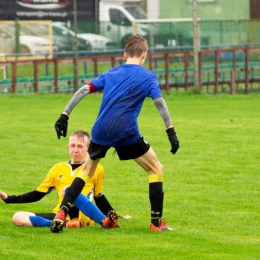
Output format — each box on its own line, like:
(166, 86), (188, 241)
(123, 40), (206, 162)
(1, 0), (260, 93)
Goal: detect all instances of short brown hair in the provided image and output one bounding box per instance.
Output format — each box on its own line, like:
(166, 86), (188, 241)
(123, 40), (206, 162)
(70, 130), (90, 146)
(125, 35), (148, 57)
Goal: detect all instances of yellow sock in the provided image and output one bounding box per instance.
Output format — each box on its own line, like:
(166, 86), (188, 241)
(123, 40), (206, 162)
(149, 173), (163, 183)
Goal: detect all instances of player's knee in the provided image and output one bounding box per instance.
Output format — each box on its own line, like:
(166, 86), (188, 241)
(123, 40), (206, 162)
(12, 212), (23, 226)
(158, 162), (164, 173)
(148, 165), (163, 175)
(153, 162), (164, 174)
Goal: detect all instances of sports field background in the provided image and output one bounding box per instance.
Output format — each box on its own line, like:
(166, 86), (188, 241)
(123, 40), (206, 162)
(0, 90), (259, 260)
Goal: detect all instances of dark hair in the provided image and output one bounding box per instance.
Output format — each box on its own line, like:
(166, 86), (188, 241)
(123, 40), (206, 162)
(125, 35), (148, 57)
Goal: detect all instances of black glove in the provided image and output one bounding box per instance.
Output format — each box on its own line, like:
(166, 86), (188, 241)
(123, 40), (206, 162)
(166, 127), (179, 154)
(55, 114), (69, 139)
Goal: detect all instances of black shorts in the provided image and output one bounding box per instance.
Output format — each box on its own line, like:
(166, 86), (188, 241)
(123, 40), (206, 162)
(35, 213), (55, 220)
(35, 206), (79, 220)
(88, 136), (150, 160)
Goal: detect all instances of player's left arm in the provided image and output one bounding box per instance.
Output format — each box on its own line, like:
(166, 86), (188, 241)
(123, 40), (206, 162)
(63, 83), (97, 116)
(154, 97), (179, 154)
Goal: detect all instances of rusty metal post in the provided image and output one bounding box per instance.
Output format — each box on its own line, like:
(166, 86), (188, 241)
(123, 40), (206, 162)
(33, 60), (38, 93)
(165, 53), (169, 92)
(214, 50), (219, 94)
(231, 70), (236, 94)
(245, 47), (249, 94)
(93, 57), (98, 77)
(54, 58), (58, 93)
(192, 0), (200, 91)
(184, 52), (188, 90)
(198, 51), (202, 89)
(149, 53), (153, 71)
(73, 57), (78, 92)
(11, 62), (16, 94)
(111, 56), (116, 68)
(73, 0), (79, 92)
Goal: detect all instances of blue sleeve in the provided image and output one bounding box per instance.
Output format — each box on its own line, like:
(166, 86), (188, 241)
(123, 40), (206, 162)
(147, 73), (162, 100)
(91, 74), (105, 91)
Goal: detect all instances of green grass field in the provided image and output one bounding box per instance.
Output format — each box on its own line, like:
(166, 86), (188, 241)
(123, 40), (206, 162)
(0, 90), (259, 260)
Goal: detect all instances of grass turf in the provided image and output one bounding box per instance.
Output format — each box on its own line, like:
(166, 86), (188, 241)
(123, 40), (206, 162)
(0, 90), (259, 260)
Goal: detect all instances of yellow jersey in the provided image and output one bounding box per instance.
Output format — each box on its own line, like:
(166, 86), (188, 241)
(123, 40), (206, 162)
(36, 161), (104, 226)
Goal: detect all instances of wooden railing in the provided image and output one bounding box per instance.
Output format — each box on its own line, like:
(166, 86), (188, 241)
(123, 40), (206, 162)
(1, 47), (260, 94)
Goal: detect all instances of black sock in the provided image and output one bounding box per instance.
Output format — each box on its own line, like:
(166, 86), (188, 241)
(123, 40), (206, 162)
(94, 194), (114, 215)
(60, 177), (86, 217)
(149, 182), (164, 227)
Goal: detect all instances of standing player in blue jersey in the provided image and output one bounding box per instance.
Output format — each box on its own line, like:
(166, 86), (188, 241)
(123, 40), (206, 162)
(51, 34), (179, 233)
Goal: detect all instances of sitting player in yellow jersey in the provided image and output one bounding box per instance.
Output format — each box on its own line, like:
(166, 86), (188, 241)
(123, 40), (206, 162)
(0, 130), (120, 230)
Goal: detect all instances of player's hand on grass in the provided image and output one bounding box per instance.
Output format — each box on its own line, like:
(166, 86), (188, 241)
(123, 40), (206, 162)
(0, 190), (8, 200)
(166, 127), (179, 154)
(55, 114), (69, 139)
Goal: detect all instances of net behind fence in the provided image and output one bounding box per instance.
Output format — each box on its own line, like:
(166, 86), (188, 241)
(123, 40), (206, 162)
(0, 20), (53, 60)
(1, 19), (260, 57)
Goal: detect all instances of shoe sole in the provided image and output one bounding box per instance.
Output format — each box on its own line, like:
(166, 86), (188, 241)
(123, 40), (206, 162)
(108, 211), (118, 223)
(50, 219), (64, 233)
(161, 227), (174, 231)
(150, 227), (173, 231)
(150, 223), (174, 231)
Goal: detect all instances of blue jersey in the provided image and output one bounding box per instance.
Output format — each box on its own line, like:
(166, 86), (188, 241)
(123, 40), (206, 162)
(91, 64), (162, 146)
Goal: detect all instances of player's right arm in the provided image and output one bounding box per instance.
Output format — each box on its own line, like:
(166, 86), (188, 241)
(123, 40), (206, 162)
(63, 83), (97, 115)
(0, 189), (46, 203)
(55, 83), (97, 139)
(1, 163), (57, 204)
(0, 190), (7, 200)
